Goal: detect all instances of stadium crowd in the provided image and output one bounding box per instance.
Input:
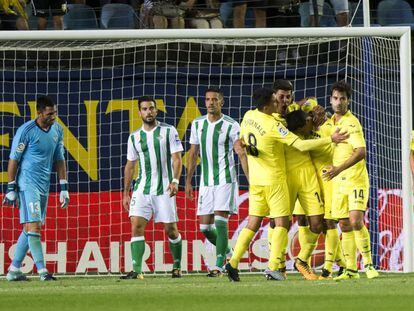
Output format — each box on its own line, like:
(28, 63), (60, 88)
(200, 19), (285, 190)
(0, 0), (412, 30)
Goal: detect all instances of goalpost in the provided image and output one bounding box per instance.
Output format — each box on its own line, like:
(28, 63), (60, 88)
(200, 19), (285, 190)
(0, 27), (412, 274)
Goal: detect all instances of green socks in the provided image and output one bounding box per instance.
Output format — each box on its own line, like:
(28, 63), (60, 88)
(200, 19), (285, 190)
(169, 234), (182, 269)
(131, 237), (145, 273)
(214, 216), (229, 267)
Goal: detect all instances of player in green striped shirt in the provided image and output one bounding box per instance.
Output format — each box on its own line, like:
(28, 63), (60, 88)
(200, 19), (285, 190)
(185, 87), (248, 277)
(121, 97), (184, 279)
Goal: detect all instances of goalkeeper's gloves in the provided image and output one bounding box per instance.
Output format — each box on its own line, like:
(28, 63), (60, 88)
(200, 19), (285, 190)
(3, 181), (17, 207)
(59, 179), (70, 209)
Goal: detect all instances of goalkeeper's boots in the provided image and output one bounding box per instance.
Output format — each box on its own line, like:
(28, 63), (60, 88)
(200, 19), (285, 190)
(6, 270), (28, 282)
(264, 269), (286, 281)
(318, 268), (333, 280)
(225, 263), (240, 282)
(40, 272), (57, 281)
(120, 271), (144, 280)
(333, 269), (360, 281)
(207, 266), (223, 278)
(172, 268), (182, 278)
(365, 264), (379, 279)
(294, 258), (318, 280)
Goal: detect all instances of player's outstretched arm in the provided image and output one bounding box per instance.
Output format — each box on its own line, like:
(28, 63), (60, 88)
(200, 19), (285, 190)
(123, 160), (136, 212)
(2, 159), (19, 207)
(233, 139), (249, 183)
(168, 152), (182, 197)
(323, 147), (366, 180)
(185, 144), (199, 201)
(55, 160), (69, 209)
(291, 128), (348, 152)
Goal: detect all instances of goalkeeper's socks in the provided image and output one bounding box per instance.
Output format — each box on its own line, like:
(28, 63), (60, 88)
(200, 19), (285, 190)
(11, 230), (29, 270)
(354, 226), (373, 266)
(341, 231), (358, 271)
(169, 234), (182, 269)
(131, 237), (145, 273)
(214, 216), (229, 268)
(297, 227), (319, 263)
(27, 232), (46, 271)
(268, 227), (288, 271)
(323, 228), (340, 272)
(229, 228), (255, 268)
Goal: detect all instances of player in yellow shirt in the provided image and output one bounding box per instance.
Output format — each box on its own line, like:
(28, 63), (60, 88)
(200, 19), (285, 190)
(302, 99), (347, 279)
(225, 86), (348, 282)
(284, 108), (325, 280)
(324, 81), (379, 280)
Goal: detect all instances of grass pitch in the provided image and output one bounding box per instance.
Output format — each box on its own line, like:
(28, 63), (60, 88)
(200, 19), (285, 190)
(1, 273), (413, 311)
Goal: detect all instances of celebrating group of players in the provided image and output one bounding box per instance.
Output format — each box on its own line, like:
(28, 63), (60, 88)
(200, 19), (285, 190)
(2, 79), (379, 282)
(225, 80), (379, 281)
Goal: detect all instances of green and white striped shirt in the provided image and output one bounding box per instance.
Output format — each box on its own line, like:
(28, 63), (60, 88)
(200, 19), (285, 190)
(127, 122), (183, 195)
(190, 114), (240, 187)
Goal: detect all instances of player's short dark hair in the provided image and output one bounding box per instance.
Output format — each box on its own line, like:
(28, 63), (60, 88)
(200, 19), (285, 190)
(138, 96), (157, 110)
(331, 80), (352, 98)
(273, 79), (293, 93)
(205, 87), (224, 99)
(253, 87), (274, 110)
(286, 110), (308, 132)
(36, 96), (55, 112)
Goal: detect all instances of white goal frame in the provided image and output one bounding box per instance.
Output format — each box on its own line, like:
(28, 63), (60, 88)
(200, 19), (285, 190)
(0, 27), (412, 272)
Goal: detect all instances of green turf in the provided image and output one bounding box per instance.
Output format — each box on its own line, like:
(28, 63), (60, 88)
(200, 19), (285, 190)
(1, 273), (413, 311)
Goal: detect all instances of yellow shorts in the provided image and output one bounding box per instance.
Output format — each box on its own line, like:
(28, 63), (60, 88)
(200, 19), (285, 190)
(331, 182), (369, 219)
(292, 199), (305, 215)
(316, 173), (334, 220)
(249, 183), (290, 218)
(288, 166), (324, 216)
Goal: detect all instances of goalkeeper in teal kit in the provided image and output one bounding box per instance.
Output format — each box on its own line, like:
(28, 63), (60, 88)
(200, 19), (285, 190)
(3, 96), (69, 281)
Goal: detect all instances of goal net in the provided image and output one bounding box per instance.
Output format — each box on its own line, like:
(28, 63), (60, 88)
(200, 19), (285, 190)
(0, 28), (412, 275)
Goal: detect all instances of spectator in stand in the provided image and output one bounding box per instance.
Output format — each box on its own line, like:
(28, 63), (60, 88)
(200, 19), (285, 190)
(69, 0), (141, 25)
(31, 0), (68, 29)
(231, 0), (267, 28)
(141, 0), (185, 28)
(267, 0), (300, 28)
(184, 0), (223, 29)
(309, 0), (349, 27)
(0, 0), (29, 30)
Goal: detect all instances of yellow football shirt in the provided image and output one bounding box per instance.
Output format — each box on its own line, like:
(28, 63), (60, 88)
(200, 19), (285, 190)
(331, 110), (369, 187)
(285, 133), (314, 171)
(240, 109), (298, 185)
(309, 119), (334, 173)
(411, 130), (414, 151)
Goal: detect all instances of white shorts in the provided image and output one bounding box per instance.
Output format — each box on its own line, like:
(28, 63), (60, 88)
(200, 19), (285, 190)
(197, 182), (238, 216)
(129, 192), (178, 223)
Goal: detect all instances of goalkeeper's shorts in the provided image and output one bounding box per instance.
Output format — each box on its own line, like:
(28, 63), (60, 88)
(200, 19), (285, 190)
(18, 189), (49, 224)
